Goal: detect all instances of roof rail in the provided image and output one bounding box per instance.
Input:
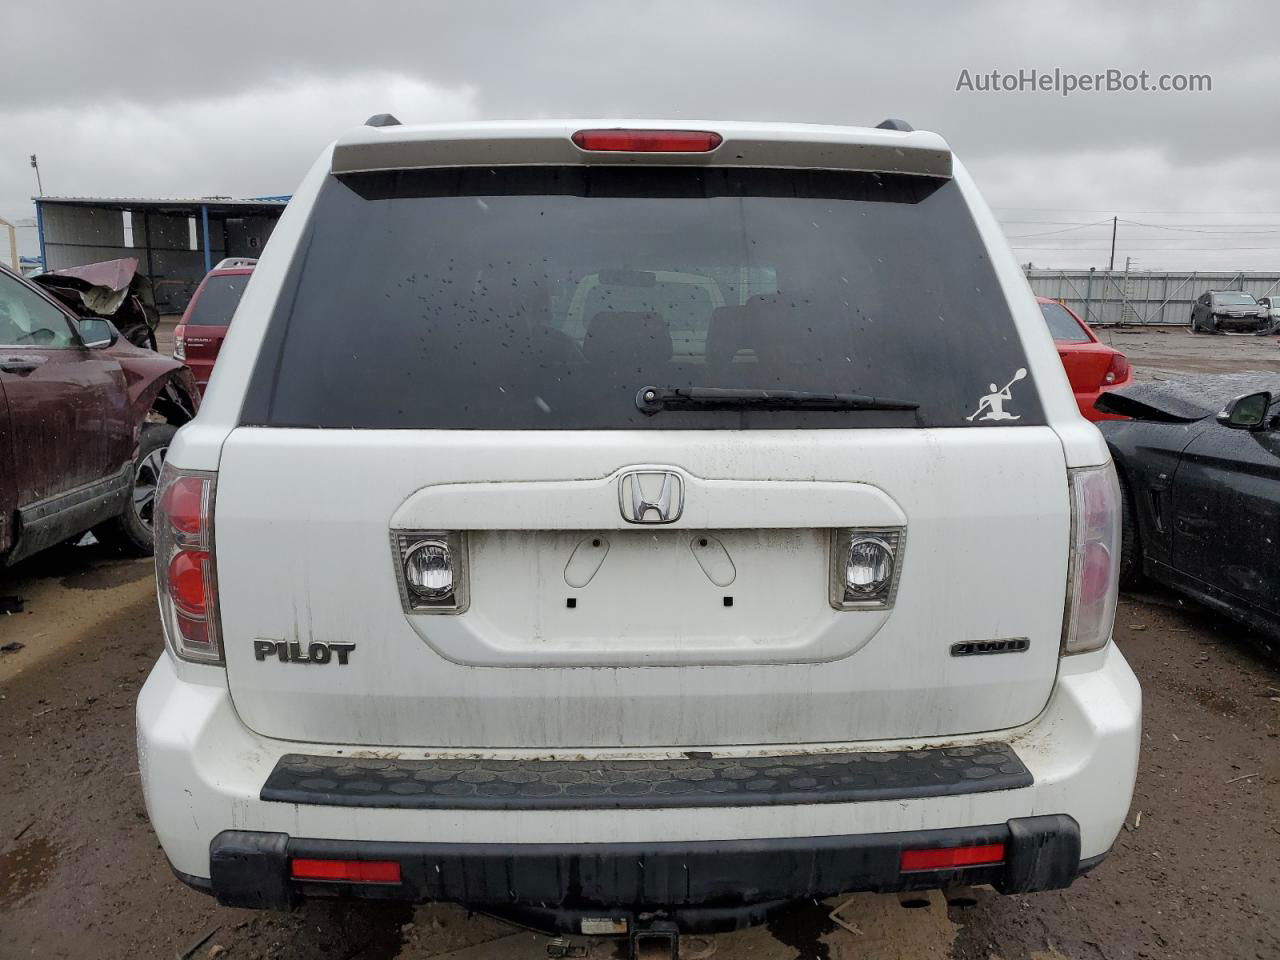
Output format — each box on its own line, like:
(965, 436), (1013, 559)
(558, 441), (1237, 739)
(365, 113), (402, 128)
(875, 118), (913, 132)
(213, 257), (258, 270)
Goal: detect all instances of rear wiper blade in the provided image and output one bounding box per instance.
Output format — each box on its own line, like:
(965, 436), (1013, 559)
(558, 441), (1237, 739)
(636, 385), (919, 416)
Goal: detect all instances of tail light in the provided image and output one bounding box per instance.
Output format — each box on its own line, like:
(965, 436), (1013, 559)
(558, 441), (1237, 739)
(173, 329), (186, 361)
(571, 129), (723, 153)
(1061, 464), (1121, 655)
(1102, 353), (1129, 385)
(155, 464), (222, 663)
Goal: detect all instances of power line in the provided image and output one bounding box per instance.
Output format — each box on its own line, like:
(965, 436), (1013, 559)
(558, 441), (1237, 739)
(1011, 244), (1280, 251)
(1004, 219), (1114, 239)
(1118, 219), (1280, 235)
(994, 205), (1280, 215)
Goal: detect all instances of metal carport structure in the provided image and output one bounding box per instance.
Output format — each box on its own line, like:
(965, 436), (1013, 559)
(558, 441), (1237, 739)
(34, 196), (288, 313)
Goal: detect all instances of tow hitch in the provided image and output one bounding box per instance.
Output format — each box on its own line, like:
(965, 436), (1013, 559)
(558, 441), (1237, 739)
(545, 919), (685, 959)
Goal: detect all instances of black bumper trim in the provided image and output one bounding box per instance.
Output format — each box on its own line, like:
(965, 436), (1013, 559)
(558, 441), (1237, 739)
(206, 814), (1082, 923)
(260, 742), (1032, 811)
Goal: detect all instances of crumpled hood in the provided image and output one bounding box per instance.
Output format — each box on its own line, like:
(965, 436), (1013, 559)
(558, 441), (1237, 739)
(1095, 372), (1280, 422)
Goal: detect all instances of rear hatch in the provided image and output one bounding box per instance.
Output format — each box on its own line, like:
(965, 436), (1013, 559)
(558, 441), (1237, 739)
(215, 162), (1069, 750)
(179, 272), (249, 383)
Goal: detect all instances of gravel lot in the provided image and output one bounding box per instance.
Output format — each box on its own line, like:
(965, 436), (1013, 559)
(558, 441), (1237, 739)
(1, 326), (1277, 959)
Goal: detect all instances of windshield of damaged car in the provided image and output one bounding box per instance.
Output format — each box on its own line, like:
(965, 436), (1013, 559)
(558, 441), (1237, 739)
(243, 166), (1042, 429)
(1212, 292), (1257, 305)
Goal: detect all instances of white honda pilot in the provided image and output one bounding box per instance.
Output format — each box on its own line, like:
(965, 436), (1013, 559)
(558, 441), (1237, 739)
(137, 118), (1140, 939)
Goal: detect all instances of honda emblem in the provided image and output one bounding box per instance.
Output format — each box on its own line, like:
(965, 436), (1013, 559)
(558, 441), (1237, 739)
(619, 470), (684, 524)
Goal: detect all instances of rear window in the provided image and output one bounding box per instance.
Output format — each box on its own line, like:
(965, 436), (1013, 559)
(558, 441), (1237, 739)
(186, 274), (249, 326)
(1039, 302), (1090, 342)
(243, 166), (1043, 429)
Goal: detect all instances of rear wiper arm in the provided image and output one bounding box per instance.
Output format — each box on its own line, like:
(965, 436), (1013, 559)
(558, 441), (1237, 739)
(636, 385), (919, 416)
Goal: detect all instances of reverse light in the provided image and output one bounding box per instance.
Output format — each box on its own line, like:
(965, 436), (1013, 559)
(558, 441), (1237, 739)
(392, 530), (468, 614)
(900, 843), (1005, 873)
(1061, 463), (1121, 655)
(173, 332), (186, 361)
(846, 537), (894, 597)
(830, 527), (905, 610)
(155, 464), (222, 663)
(571, 129), (723, 153)
(290, 858), (401, 885)
(404, 539), (454, 601)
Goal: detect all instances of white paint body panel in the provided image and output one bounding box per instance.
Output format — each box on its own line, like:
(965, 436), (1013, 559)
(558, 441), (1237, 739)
(137, 642), (1141, 882)
(214, 426), (1069, 746)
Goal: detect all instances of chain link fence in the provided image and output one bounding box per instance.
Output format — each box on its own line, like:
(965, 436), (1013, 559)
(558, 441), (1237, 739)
(1025, 268), (1280, 325)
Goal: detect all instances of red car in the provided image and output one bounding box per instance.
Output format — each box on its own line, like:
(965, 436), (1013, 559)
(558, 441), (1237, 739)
(1, 263), (199, 564)
(1037, 296), (1131, 421)
(173, 258), (255, 395)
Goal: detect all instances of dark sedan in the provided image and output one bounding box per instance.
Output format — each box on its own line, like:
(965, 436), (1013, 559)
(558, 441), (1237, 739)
(1097, 375), (1280, 648)
(1190, 290), (1272, 335)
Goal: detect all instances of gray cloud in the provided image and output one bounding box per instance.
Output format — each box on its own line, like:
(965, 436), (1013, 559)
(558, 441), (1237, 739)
(4, 0), (1278, 269)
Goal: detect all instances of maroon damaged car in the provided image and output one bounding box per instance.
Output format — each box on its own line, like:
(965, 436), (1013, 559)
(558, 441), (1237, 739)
(0, 263), (199, 564)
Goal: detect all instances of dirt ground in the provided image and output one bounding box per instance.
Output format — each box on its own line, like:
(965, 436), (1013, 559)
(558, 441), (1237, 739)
(1, 328), (1277, 960)
(1091, 324), (1279, 382)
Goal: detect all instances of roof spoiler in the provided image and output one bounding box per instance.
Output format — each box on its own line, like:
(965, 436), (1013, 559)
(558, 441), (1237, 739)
(332, 122), (952, 179)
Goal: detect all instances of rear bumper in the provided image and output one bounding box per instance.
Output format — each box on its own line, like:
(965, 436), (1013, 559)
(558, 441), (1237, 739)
(1076, 386), (1129, 422)
(137, 643), (1140, 916)
(191, 815), (1087, 927)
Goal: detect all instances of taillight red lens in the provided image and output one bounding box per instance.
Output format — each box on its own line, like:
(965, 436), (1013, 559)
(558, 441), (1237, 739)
(160, 475), (206, 536)
(1103, 353), (1130, 386)
(900, 843), (1005, 872)
(167, 550), (209, 616)
(291, 859), (402, 884)
(155, 464), (222, 664)
(1062, 464), (1121, 655)
(571, 129), (723, 153)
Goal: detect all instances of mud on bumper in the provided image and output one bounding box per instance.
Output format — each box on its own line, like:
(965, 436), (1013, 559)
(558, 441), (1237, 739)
(193, 815), (1087, 930)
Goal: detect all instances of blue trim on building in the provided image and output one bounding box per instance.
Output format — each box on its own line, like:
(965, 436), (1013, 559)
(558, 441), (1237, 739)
(34, 200), (47, 273)
(200, 205), (212, 274)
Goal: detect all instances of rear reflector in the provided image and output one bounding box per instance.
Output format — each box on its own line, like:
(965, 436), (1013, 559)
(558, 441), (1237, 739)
(290, 858), (402, 884)
(572, 129), (722, 153)
(900, 843), (1005, 872)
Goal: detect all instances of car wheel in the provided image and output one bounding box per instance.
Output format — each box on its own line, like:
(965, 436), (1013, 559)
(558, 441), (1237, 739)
(94, 423), (177, 556)
(1117, 473), (1142, 590)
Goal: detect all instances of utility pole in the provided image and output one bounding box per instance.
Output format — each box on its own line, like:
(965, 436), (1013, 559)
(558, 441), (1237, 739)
(30, 154), (43, 196)
(1108, 216), (1117, 271)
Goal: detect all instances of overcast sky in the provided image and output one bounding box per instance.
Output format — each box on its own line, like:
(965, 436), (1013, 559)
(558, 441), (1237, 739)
(3, 0), (1279, 271)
